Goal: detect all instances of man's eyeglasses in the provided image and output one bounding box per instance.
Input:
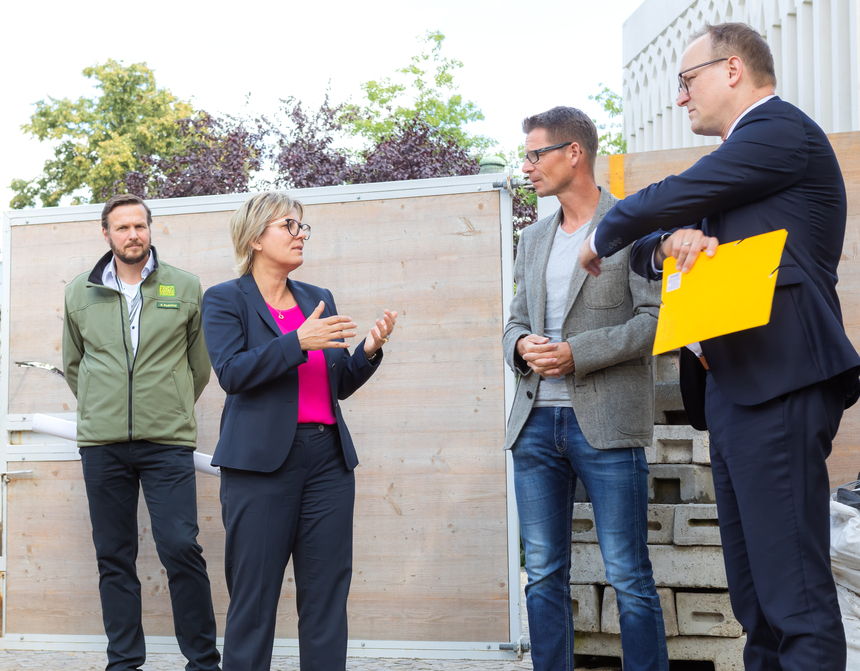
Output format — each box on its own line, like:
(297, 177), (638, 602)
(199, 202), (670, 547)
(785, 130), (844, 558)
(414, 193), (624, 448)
(524, 142), (572, 164)
(677, 58), (729, 94)
(269, 218), (311, 240)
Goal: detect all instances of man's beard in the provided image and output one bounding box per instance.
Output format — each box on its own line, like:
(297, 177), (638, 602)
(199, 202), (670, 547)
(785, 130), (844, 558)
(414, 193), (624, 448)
(110, 238), (150, 266)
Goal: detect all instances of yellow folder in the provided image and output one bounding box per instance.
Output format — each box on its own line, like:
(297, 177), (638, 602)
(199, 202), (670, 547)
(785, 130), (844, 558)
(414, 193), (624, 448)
(652, 229), (788, 355)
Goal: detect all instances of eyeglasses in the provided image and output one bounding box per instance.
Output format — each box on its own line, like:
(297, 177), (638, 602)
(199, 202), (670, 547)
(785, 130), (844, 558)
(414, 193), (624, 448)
(677, 58), (729, 93)
(269, 217), (311, 240)
(524, 142), (572, 164)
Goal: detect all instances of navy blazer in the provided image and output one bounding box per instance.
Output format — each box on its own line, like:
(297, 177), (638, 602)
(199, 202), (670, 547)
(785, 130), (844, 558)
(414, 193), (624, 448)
(593, 97), (860, 426)
(202, 274), (381, 472)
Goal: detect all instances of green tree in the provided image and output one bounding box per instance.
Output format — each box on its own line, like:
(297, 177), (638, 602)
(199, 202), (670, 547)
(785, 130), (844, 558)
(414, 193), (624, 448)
(342, 31), (494, 153)
(589, 84), (627, 155)
(11, 59), (195, 208)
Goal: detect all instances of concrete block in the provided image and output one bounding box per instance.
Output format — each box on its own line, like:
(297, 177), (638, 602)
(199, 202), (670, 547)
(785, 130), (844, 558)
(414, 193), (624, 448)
(601, 586), (678, 636)
(692, 429), (711, 465)
(648, 464), (715, 504)
(572, 503), (674, 544)
(674, 504), (721, 546)
(646, 424), (710, 465)
(654, 352), (685, 425)
(574, 632), (746, 671)
(676, 591), (742, 637)
(571, 584), (601, 633)
(571, 543), (728, 588)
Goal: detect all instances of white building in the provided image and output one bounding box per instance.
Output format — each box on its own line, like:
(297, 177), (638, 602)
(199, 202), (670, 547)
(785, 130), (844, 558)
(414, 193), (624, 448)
(623, 0), (860, 152)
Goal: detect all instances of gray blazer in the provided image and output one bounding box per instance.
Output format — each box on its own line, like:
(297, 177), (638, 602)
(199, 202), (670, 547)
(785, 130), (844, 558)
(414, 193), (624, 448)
(502, 187), (660, 450)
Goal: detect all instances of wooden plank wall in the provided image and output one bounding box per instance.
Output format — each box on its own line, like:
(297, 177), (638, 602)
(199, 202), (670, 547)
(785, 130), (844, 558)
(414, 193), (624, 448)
(594, 132), (860, 489)
(4, 191), (510, 641)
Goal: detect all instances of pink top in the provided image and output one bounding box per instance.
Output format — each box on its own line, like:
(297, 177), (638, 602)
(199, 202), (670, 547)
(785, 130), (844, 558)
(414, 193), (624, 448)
(268, 304), (337, 425)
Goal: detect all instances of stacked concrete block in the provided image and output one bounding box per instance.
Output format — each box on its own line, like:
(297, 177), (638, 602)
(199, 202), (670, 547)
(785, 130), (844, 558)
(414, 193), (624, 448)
(568, 350), (744, 668)
(601, 586), (679, 636)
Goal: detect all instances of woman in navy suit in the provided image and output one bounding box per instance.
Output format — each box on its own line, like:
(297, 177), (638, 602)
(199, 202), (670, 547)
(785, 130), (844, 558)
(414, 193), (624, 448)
(202, 191), (396, 671)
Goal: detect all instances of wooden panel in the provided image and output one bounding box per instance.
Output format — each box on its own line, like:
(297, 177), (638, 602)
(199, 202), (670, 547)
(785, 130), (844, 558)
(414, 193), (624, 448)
(595, 133), (860, 489)
(5, 191), (509, 641)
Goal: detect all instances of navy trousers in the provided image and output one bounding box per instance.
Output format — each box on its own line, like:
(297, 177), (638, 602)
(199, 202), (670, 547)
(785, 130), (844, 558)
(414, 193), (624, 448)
(220, 424), (355, 671)
(80, 441), (220, 671)
(705, 375), (847, 671)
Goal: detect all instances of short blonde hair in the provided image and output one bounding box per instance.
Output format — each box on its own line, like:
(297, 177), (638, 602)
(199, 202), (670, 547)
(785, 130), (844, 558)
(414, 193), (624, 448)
(230, 191), (305, 276)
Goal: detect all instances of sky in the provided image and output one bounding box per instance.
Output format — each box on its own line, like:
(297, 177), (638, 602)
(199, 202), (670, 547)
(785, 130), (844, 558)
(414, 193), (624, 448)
(0, 0), (645, 212)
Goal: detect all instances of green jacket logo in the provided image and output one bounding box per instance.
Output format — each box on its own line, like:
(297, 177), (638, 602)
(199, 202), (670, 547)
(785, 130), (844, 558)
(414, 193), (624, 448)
(158, 285), (176, 297)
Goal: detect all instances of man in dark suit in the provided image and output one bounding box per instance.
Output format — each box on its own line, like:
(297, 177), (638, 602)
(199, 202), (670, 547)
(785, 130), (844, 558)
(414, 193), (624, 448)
(579, 22), (859, 671)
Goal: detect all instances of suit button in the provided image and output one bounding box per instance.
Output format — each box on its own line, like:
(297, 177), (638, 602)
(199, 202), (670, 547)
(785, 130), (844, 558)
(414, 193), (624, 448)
(526, 391), (533, 399)
(318, 425), (325, 432)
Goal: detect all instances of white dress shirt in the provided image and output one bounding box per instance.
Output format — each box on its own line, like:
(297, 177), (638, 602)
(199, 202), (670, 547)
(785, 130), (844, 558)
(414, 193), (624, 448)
(102, 252), (156, 356)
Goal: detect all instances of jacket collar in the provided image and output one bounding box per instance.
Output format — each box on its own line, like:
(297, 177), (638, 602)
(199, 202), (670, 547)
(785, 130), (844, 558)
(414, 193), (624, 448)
(563, 186), (615, 316)
(87, 246), (160, 287)
(531, 186), (615, 334)
(728, 95), (781, 138)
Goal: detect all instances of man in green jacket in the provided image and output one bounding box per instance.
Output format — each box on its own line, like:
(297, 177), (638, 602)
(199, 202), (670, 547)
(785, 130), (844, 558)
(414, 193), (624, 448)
(63, 194), (220, 671)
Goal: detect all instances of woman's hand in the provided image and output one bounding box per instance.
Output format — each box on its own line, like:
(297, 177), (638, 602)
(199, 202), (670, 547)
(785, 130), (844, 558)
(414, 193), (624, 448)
(364, 309), (398, 357)
(297, 301), (357, 351)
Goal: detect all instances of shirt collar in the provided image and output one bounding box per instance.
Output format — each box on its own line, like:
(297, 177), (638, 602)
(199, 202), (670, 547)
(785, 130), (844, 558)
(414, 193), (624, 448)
(725, 94), (777, 140)
(102, 250), (156, 289)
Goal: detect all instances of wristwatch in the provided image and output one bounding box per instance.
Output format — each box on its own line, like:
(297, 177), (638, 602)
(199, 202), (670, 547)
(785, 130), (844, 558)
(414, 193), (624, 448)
(655, 232), (672, 266)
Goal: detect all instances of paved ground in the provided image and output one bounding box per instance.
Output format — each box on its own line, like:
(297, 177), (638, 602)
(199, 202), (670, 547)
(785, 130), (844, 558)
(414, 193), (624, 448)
(0, 571), (545, 671)
(0, 569), (630, 671)
(0, 651), (539, 671)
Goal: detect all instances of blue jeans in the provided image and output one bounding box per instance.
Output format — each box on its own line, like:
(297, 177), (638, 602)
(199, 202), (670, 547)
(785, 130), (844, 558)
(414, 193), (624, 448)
(511, 407), (668, 671)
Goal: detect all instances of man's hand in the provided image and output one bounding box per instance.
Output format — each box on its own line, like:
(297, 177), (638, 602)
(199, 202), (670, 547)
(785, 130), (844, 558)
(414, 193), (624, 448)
(518, 335), (575, 378)
(659, 229), (720, 273)
(579, 233), (602, 277)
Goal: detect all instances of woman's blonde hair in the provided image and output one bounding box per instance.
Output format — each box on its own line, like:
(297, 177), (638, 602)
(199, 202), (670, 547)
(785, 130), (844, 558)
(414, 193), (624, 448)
(230, 191), (305, 276)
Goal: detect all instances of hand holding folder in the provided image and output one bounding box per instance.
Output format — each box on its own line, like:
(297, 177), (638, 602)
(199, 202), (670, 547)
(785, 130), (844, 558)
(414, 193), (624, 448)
(652, 229), (788, 355)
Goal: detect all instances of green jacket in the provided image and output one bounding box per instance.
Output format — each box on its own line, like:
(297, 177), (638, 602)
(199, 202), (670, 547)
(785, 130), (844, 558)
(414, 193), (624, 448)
(62, 248), (211, 447)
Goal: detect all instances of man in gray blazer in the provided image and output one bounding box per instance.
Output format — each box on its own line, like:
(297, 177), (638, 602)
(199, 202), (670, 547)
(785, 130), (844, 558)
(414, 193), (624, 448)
(503, 107), (667, 671)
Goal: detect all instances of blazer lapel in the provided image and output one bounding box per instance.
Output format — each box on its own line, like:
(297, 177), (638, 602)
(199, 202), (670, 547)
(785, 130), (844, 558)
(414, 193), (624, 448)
(239, 273), (282, 337)
(531, 208), (563, 337)
(563, 187), (615, 317)
(288, 279), (323, 322)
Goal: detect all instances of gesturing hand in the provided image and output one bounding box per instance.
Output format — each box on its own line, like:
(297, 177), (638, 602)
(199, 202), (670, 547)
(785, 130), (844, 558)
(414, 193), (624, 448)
(364, 309), (398, 357)
(297, 301), (357, 351)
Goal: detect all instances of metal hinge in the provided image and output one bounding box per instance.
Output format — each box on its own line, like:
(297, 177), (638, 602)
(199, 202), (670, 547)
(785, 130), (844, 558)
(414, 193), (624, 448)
(2, 471), (34, 483)
(499, 637), (530, 659)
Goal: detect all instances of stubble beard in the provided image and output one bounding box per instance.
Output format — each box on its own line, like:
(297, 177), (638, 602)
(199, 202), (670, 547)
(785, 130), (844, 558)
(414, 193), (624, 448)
(110, 238), (151, 266)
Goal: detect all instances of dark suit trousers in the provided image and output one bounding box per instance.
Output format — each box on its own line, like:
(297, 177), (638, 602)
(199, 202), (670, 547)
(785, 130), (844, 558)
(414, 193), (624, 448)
(220, 424), (355, 671)
(80, 441), (220, 671)
(705, 375), (846, 671)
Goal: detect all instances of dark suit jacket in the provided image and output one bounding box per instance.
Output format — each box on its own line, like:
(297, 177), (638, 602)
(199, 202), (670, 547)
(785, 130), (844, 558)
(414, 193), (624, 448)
(202, 274), (380, 472)
(593, 97), (860, 429)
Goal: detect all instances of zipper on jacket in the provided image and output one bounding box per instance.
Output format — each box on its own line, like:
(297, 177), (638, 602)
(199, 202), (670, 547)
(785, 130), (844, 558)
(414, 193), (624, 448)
(118, 300), (134, 442)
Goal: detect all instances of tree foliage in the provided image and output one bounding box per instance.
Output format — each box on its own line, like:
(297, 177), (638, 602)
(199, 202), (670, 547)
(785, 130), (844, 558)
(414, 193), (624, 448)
(268, 96), (352, 190)
(352, 116), (479, 184)
(11, 59), (194, 208)
(126, 113), (269, 200)
(342, 31), (493, 154)
(589, 84), (627, 155)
